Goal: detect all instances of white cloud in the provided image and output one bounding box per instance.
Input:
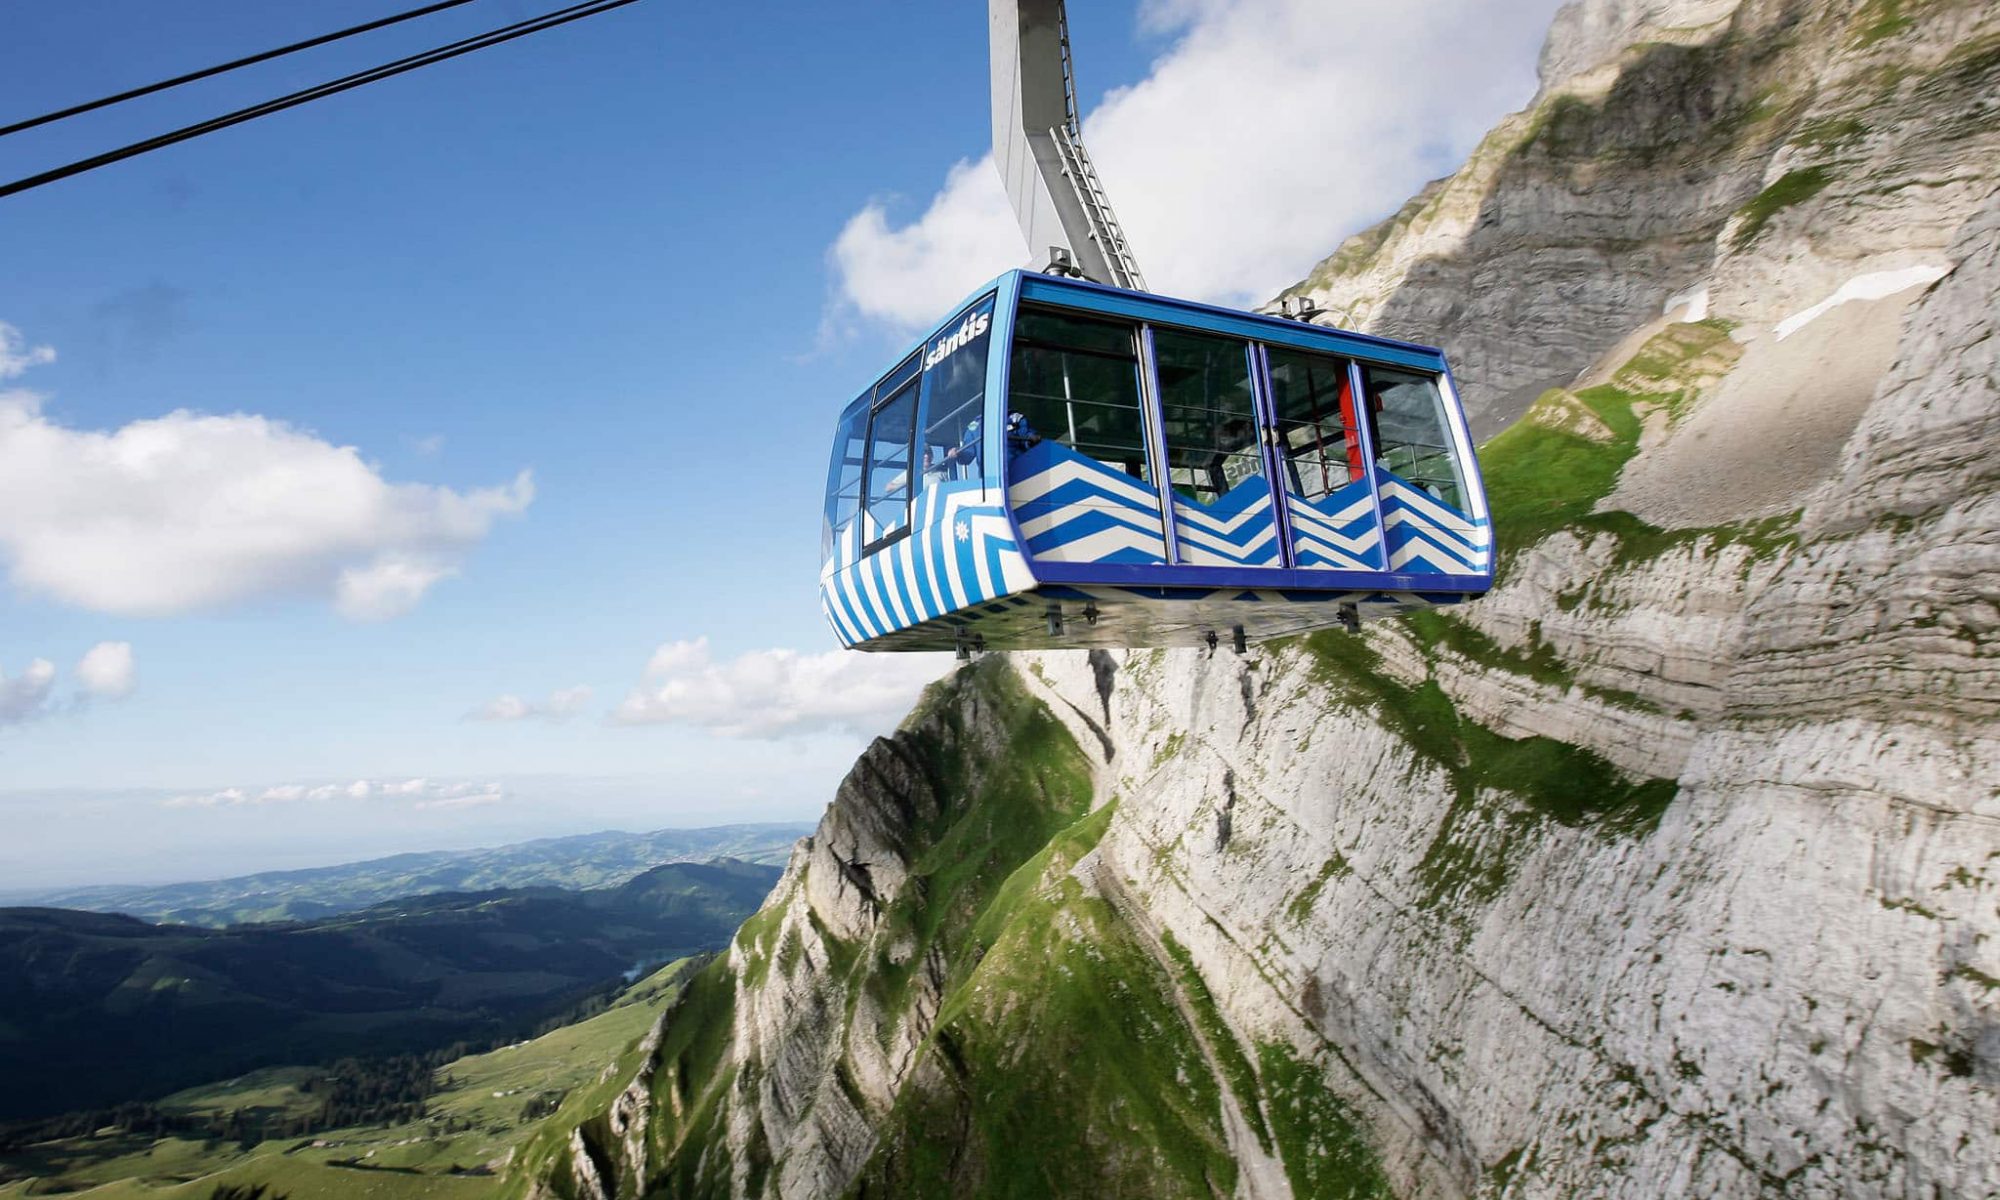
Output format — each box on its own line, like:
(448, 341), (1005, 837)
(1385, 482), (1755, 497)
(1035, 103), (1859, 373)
(0, 658), (58, 726)
(830, 0), (1560, 324)
(1, 646), (136, 724)
(0, 344), (532, 620)
(164, 776), (504, 810)
(413, 788), (503, 811)
(470, 684), (593, 723)
(830, 159), (1027, 329)
(75, 641), (137, 700)
(614, 637), (954, 739)
(333, 555), (459, 622)
(0, 322), (55, 380)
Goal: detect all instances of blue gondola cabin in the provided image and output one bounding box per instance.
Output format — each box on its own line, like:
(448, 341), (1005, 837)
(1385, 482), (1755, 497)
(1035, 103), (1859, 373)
(820, 270), (1492, 652)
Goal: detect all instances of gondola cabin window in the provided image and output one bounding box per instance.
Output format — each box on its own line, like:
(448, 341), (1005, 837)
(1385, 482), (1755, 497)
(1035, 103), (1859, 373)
(823, 404), (868, 558)
(1267, 347), (1365, 502)
(1007, 308), (1152, 480)
(862, 355), (921, 550)
(1153, 329), (1263, 505)
(1365, 365), (1468, 510)
(918, 296), (995, 487)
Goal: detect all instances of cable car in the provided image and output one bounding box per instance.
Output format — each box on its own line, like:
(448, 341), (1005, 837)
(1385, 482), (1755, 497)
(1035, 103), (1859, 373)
(819, 270), (1491, 653)
(820, 0), (1491, 652)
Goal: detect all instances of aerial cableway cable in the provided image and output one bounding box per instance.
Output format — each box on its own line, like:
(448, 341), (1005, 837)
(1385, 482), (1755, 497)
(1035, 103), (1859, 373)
(0, 0), (641, 201)
(0, 0), (483, 140)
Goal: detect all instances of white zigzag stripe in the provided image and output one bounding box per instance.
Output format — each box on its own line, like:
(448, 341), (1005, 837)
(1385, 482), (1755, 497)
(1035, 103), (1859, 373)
(1036, 524), (1169, 563)
(934, 494), (960, 616)
(839, 564), (880, 641)
(1379, 495), (1482, 543)
(1287, 495), (1375, 536)
(880, 547), (915, 629)
(1009, 457), (1161, 509)
(1170, 492), (1270, 538)
(1015, 498), (1166, 541)
(1379, 481), (1488, 543)
(1286, 504), (1381, 555)
(1303, 492), (1377, 525)
(1291, 534), (1371, 569)
(859, 553), (898, 633)
(1182, 543), (1269, 567)
(1382, 508), (1482, 559)
(1389, 537), (1480, 573)
(999, 541), (1035, 592)
(1175, 518), (1278, 563)
(822, 579), (862, 646)
(968, 514), (1005, 598)
(899, 520), (926, 621)
(943, 492), (974, 611)
(911, 491), (937, 618)
(1286, 502), (1378, 543)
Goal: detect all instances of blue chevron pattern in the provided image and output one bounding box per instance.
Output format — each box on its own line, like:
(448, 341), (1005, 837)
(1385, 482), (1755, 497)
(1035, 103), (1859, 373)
(1377, 470), (1491, 576)
(818, 481), (1033, 649)
(1007, 441), (1169, 564)
(1286, 477), (1383, 571)
(1171, 477), (1281, 567)
(1000, 447), (1491, 577)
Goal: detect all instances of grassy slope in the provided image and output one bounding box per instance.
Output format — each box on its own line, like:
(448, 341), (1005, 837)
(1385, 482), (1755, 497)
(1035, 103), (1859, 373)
(849, 803), (1247, 1199)
(0, 962), (696, 1200)
(519, 662), (1394, 1198)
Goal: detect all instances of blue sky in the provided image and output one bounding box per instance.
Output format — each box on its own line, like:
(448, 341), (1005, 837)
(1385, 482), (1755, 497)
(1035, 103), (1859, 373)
(0, 0), (1559, 889)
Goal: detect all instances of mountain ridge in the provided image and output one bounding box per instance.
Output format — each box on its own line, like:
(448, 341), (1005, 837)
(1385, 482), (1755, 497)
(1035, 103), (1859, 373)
(13, 822), (812, 928)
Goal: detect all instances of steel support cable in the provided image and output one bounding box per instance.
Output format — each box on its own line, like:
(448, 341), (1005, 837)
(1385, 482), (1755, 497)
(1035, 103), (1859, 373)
(0, 0), (483, 139)
(0, 0), (640, 200)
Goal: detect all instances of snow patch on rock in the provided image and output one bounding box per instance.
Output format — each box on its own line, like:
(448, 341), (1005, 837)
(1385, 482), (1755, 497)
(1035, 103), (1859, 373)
(1773, 264), (1952, 340)
(1665, 284), (1711, 323)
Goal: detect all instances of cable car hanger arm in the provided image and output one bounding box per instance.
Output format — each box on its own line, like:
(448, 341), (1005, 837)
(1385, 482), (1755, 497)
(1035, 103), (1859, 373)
(989, 0), (1147, 291)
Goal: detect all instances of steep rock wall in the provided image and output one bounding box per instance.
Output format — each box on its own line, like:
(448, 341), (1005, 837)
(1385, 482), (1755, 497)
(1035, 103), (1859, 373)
(1282, 0), (2000, 437)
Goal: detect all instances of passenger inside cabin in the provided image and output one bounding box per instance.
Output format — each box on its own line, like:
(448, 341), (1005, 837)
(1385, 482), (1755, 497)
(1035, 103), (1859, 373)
(1005, 411), (1040, 456)
(928, 416), (982, 480)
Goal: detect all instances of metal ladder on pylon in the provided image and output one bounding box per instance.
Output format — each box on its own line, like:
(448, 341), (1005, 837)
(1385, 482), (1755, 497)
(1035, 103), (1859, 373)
(1049, 126), (1147, 292)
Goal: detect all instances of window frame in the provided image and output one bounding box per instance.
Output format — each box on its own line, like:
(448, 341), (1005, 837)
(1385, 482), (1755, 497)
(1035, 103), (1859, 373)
(823, 398), (870, 560)
(860, 355), (922, 556)
(1360, 362), (1471, 512)
(1007, 305), (1156, 478)
(1148, 325), (1268, 508)
(915, 293), (999, 497)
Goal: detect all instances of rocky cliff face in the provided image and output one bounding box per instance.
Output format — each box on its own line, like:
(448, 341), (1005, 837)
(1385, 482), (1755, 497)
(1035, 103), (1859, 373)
(1280, 0), (1999, 439)
(521, 1), (1998, 1196)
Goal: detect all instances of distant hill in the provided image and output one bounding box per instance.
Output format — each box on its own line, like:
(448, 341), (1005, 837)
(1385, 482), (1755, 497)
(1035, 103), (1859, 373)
(0, 859), (779, 1121)
(15, 822), (810, 927)
(0, 958), (703, 1198)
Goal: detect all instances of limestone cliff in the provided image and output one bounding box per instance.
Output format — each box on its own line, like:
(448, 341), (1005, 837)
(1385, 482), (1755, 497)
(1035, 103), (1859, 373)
(1279, 0), (2000, 438)
(520, 1), (1999, 1195)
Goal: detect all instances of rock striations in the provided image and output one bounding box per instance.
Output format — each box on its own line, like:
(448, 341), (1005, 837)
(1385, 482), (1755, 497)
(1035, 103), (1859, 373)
(1279, 0), (2000, 440)
(522, 1), (1998, 1195)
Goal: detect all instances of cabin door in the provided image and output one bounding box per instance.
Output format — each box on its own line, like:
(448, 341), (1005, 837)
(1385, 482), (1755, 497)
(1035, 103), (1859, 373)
(1149, 328), (1288, 570)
